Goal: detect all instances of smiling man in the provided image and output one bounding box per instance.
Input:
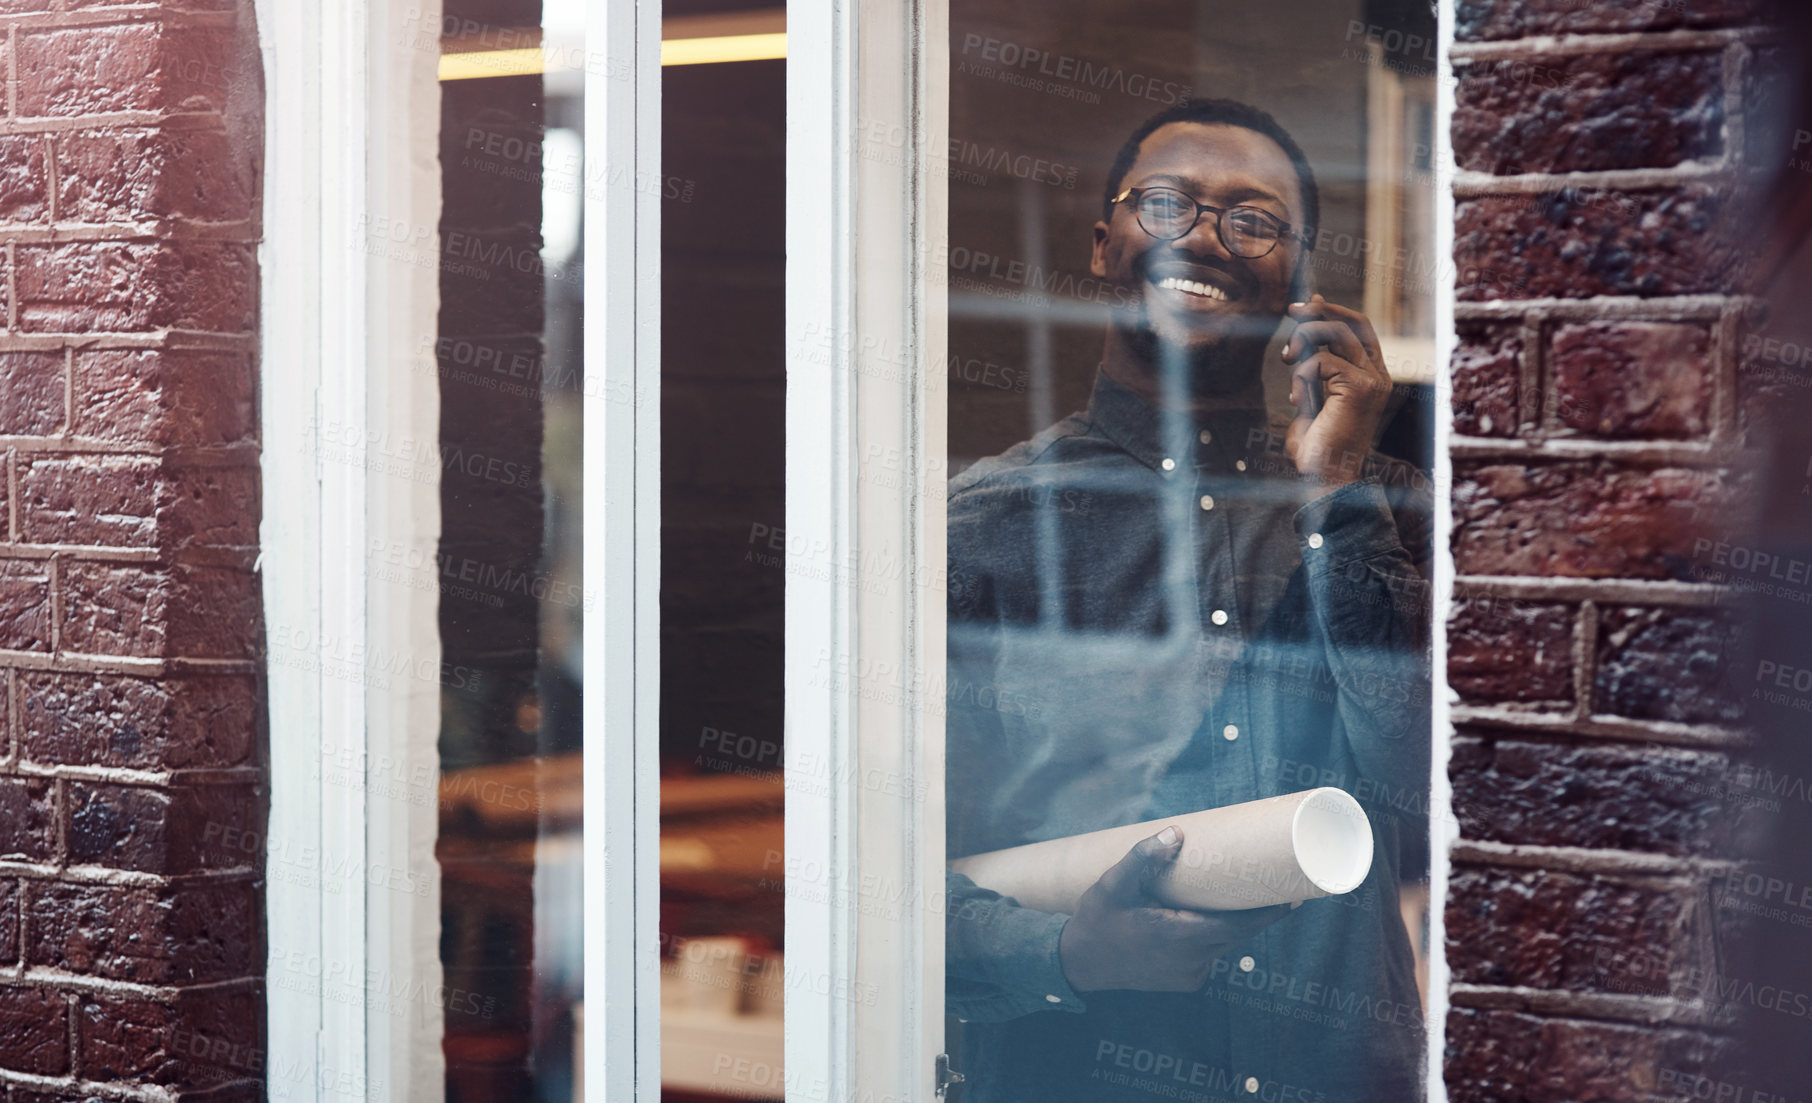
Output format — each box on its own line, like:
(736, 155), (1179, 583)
(944, 99), (1431, 1102)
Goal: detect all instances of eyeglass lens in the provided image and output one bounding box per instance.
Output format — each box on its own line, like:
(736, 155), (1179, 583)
(1135, 189), (1282, 258)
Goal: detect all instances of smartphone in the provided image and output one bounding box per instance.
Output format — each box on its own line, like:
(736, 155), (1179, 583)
(1300, 374), (1325, 421)
(1289, 292), (1326, 421)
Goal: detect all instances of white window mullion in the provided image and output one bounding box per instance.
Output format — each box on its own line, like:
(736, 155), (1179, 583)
(785, 0), (856, 1095)
(583, 0), (663, 1097)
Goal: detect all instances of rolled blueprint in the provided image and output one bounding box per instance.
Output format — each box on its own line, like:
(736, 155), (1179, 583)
(948, 788), (1373, 913)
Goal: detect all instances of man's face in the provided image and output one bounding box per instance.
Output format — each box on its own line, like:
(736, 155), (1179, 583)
(1091, 122), (1305, 375)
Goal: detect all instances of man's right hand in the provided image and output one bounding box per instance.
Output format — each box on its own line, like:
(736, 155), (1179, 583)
(1057, 825), (1294, 993)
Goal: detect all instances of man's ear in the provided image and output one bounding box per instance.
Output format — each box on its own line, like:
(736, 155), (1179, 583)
(1090, 221), (1111, 278)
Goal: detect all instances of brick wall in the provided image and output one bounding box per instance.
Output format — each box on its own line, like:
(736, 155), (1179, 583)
(1445, 2), (1783, 1099)
(0, 1), (264, 1099)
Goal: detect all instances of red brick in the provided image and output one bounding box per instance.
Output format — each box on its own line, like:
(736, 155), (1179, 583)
(0, 562), (55, 652)
(17, 25), (240, 118)
(60, 565), (167, 656)
(68, 782), (259, 875)
(1551, 321), (1713, 439)
(0, 985), (70, 1076)
(27, 882), (256, 984)
(0, 135), (50, 222)
(163, 565), (260, 658)
(60, 564), (259, 658)
(20, 455), (159, 548)
(73, 350), (257, 448)
(17, 1091), (260, 1103)
(1453, 462), (1738, 579)
(1447, 865), (1700, 996)
(1445, 1008), (1731, 1103)
(1456, 0), (1766, 40)
(0, 880), (16, 963)
(81, 987), (263, 1086)
(1596, 606), (1747, 725)
(1450, 325), (1519, 438)
(1455, 52), (1724, 175)
(58, 126), (256, 223)
(1455, 188), (1746, 301)
(23, 458), (260, 552)
(18, 23), (164, 117)
(0, 350), (67, 436)
(22, 672), (256, 770)
(0, 777), (57, 863)
(162, 464), (260, 550)
(65, 0), (241, 7)
(17, 242), (257, 333)
(1448, 597), (1574, 704)
(1449, 737), (1740, 856)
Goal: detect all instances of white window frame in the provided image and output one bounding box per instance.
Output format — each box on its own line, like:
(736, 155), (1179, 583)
(1427, 2), (1458, 1100)
(258, 0), (1453, 1099)
(259, 0), (444, 1098)
(786, 0), (951, 1098)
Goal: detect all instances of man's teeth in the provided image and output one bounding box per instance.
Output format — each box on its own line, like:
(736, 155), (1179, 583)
(1156, 276), (1229, 302)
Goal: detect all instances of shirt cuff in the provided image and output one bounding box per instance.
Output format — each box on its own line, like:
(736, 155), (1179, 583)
(1000, 907), (1088, 1013)
(1292, 477), (1402, 566)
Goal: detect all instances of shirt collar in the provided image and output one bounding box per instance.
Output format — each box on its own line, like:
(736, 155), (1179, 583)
(1084, 366), (1272, 475)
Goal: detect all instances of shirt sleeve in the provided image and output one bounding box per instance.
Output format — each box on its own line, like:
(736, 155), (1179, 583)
(1291, 471), (1433, 797)
(945, 870), (1088, 1022)
(943, 482), (1088, 1022)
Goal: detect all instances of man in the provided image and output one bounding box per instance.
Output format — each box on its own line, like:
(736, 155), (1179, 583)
(945, 98), (1431, 1102)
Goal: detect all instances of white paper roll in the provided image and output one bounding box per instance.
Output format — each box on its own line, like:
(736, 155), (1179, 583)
(948, 787), (1374, 913)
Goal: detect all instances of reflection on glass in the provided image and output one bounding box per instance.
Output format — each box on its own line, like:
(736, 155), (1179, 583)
(944, 6), (1436, 1102)
(659, 11), (787, 1101)
(433, 0), (584, 1099)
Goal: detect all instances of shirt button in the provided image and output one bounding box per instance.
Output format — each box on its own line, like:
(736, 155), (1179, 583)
(1045, 994), (1062, 1003)
(1198, 429), (1213, 445)
(1222, 724), (1239, 741)
(1160, 457), (1176, 472)
(1199, 494), (1215, 511)
(1246, 1077), (1260, 1094)
(1235, 459), (1247, 472)
(1307, 532), (1324, 549)
(1239, 956), (1256, 972)
(1210, 609), (1229, 626)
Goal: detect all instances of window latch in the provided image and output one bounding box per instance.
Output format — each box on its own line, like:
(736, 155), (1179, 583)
(936, 1053), (965, 1098)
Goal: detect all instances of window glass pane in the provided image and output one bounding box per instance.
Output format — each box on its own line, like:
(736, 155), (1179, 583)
(659, 7), (788, 1100)
(433, 1), (584, 1097)
(943, 5), (1435, 1100)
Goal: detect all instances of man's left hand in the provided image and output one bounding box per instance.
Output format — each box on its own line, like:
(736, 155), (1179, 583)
(1280, 294), (1393, 491)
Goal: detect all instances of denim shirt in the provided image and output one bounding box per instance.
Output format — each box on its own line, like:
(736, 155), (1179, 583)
(945, 369), (1432, 1103)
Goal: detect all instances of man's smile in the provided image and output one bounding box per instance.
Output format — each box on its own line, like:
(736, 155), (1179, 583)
(1153, 275), (1232, 303)
(1144, 263), (1248, 310)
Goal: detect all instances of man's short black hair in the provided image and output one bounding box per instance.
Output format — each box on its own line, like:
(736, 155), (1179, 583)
(1102, 97), (1321, 257)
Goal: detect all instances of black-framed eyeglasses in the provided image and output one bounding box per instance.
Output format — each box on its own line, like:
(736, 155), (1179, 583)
(1110, 186), (1298, 259)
